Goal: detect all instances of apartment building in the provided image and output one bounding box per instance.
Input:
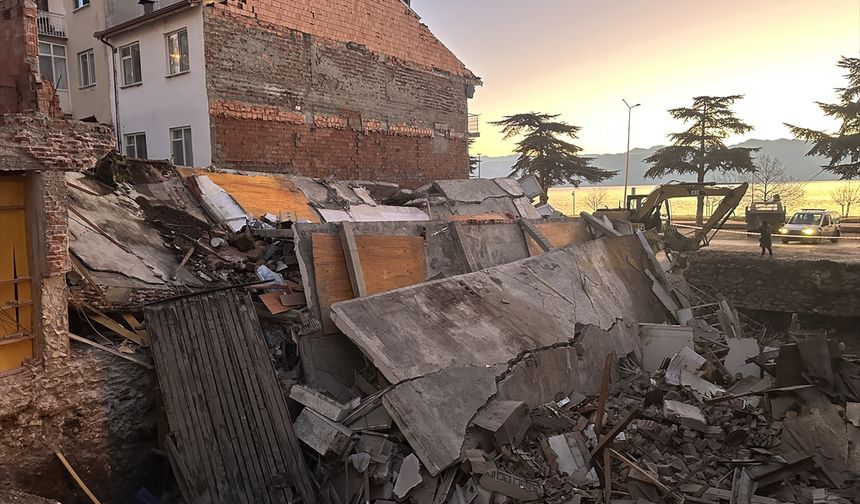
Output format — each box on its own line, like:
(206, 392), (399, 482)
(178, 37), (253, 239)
(96, 0), (480, 186)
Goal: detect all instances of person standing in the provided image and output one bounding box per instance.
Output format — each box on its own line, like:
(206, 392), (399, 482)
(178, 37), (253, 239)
(759, 221), (773, 257)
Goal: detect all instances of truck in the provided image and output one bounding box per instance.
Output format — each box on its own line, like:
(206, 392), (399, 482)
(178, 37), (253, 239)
(745, 195), (786, 233)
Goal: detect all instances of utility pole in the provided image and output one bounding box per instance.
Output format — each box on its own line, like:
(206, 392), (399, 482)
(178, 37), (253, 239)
(622, 99), (641, 206)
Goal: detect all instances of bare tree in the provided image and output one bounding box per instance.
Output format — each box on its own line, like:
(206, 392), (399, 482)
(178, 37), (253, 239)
(718, 155), (805, 209)
(832, 180), (860, 217)
(583, 187), (609, 211)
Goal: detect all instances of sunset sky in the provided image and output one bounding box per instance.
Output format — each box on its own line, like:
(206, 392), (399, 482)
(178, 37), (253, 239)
(414, 0), (860, 157)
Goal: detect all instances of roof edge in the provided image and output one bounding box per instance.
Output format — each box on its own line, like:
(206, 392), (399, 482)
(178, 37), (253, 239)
(94, 0), (199, 40)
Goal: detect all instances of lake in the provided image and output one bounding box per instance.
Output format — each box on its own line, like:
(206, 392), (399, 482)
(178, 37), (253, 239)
(547, 180), (858, 219)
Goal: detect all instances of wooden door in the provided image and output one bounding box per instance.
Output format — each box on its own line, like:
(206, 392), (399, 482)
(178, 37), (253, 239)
(0, 177), (33, 373)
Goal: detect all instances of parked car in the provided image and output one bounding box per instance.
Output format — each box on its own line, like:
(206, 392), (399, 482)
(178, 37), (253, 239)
(778, 209), (841, 244)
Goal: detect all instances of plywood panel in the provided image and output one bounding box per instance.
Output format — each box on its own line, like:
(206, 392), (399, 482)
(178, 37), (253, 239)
(526, 221), (591, 256)
(0, 178), (31, 347)
(312, 233), (427, 333)
(0, 339), (32, 373)
(180, 170), (319, 222)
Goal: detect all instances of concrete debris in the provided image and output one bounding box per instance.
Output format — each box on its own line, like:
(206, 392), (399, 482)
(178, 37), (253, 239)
(472, 400), (531, 450)
(293, 408), (352, 457)
(289, 383), (357, 421)
(393, 453), (423, 499)
(639, 324), (695, 372)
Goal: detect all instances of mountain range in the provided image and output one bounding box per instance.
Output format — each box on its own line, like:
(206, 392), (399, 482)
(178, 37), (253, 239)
(475, 139), (832, 186)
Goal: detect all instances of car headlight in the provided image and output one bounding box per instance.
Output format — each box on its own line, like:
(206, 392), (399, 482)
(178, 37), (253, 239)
(802, 228), (817, 235)
(779, 228), (788, 234)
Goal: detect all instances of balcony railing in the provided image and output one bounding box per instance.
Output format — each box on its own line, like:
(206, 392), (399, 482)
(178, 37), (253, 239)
(37, 11), (66, 38)
(468, 113), (480, 138)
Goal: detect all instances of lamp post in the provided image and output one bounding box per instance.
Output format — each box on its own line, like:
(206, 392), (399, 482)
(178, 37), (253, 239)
(571, 190), (576, 216)
(622, 99), (641, 206)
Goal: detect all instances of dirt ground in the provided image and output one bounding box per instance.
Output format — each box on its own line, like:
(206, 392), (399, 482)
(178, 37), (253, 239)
(704, 231), (860, 262)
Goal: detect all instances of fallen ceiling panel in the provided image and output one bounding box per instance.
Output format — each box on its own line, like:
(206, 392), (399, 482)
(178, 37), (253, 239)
(331, 235), (666, 385)
(144, 289), (317, 504)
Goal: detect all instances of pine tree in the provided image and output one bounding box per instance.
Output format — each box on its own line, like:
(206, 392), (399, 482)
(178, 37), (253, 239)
(644, 95), (757, 225)
(786, 57), (860, 179)
(490, 113), (615, 204)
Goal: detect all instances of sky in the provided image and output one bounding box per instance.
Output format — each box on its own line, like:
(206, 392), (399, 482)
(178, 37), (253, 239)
(413, 0), (860, 157)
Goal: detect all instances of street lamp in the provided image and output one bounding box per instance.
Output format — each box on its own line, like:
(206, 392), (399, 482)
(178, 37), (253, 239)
(622, 99), (641, 206)
(571, 190), (576, 216)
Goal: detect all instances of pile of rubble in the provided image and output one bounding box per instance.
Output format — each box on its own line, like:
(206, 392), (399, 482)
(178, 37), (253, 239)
(56, 161), (859, 504)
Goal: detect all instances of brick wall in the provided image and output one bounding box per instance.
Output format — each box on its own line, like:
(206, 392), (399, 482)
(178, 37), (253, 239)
(0, 0), (62, 116)
(204, 6), (475, 186)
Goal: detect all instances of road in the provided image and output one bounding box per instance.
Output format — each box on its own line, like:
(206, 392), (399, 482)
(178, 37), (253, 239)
(702, 231), (860, 262)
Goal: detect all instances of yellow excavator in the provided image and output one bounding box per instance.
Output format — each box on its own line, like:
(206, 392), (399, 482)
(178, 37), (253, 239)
(594, 182), (749, 251)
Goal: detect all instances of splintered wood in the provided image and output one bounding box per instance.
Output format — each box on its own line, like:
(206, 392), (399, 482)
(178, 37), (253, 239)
(312, 233), (427, 333)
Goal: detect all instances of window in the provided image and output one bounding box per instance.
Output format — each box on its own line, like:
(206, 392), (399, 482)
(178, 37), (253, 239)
(73, 0), (89, 9)
(124, 133), (147, 159)
(170, 127), (193, 166)
(120, 43), (142, 86)
(38, 42), (68, 91)
(165, 29), (189, 75)
(78, 49), (96, 88)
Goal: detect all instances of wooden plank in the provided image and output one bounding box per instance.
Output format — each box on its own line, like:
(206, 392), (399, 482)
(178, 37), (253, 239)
(144, 292), (318, 504)
(191, 294), (258, 503)
(451, 222), (479, 272)
(82, 304), (146, 346)
(120, 313), (149, 347)
(191, 171), (320, 222)
(259, 292), (306, 315)
(525, 220), (590, 256)
(0, 338), (32, 373)
(312, 233), (427, 333)
(55, 451), (102, 504)
(593, 352), (614, 433)
(518, 218), (553, 254)
(590, 408), (640, 457)
(68, 334), (153, 369)
(339, 222), (368, 297)
(581, 211), (623, 238)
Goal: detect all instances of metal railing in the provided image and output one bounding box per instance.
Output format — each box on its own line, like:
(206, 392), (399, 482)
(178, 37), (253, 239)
(37, 11), (66, 38)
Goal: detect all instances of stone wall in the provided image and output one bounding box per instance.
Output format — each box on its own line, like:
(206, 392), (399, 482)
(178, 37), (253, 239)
(685, 250), (860, 317)
(204, 5), (474, 186)
(0, 347), (158, 503)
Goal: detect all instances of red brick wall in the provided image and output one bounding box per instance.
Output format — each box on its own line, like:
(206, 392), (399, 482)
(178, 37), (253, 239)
(0, 0), (63, 116)
(212, 0), (473, 77)
(204, 7), (475, 186)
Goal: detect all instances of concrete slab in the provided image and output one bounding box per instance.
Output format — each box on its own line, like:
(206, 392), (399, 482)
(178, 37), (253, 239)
(724, 338), (761, 378)
(293, 408), (352, 457)
(639, 324), (695, 372)
(393, 454), (422, 499)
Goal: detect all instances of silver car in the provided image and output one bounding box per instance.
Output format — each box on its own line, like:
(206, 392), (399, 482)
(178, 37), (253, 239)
(778, 209), (841, 244)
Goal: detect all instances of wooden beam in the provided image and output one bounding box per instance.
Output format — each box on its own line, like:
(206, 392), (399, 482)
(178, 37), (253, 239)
(519, 219), (553, 252)
(590, 408), (641, 457)
(580, 212), (623, 238)
(55, 450), (103, 504)
(82, 303), (146, 346)
(339, 222), (368, 297)
(121, 313), (150, 347)
(451, 222), (479, 272)
(69, 333), (154, 369)
(593, 352), (614, 433)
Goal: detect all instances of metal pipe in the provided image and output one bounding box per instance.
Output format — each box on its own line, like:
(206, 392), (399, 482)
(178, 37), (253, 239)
(97, 34), (121, 152)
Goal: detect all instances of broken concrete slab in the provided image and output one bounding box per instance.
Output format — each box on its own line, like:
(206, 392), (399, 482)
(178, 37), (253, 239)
(471, 400), (530, 449)
(383, 366), (498, 476)
(665, 346), (707, 386)
(293, 408), (352, 457)
(663, 400), (707, 431)
(724, 338), (762, 378)
(847, 402), (860, 428)
(289, 384), (357, 422)
(332, 236), (666, 385)
(462, 450), (496, 475)
(393, 453), (422, 499)
(638, 324), (695, 372)
(544, 433), (599, 485)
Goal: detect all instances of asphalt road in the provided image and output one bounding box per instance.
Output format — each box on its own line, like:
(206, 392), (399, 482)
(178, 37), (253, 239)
(703, 231), (860, 262)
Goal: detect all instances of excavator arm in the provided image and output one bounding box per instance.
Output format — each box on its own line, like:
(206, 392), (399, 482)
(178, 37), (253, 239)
(633, 182), (749, 251)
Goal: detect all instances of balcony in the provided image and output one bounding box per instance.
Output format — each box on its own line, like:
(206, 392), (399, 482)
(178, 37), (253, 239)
(468, 113), (480, 138)
(37, 11), (66, 39)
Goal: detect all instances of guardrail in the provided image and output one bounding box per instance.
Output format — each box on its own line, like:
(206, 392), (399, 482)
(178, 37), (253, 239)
(37, 11), (66, 39)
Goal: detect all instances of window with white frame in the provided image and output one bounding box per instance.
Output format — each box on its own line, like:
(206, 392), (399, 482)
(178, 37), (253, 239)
(120, 42), (142, 86)
(165, 29), (189, 75)
(38, 42), (68, 91)
(124, 133), (147, 159)
(170, 127), (193, 166)
(74, 0), (89, 9)
(78, 49), (95, 88)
